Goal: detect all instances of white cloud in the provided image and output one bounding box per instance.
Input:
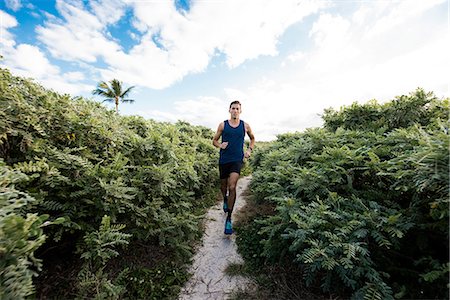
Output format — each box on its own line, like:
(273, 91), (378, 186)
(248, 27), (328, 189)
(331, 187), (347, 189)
(64, 71), (85, 81)
(174, 97), (229, 128)
(306, 13), (356, 73)
(159, 0), (448, 141)
(99, 0), (327, 89)
(25, 3), (35, 10)
(129, 31), (138, 41)
(282, 51), (305, 67)
(7, 44), (59, 78)
(89, 0), (127, 25)
(0, 9), (93, 96)
(5, 0), (22, 12)
(2, 43), (92, 95)
(135, 110), (178, 123)
(193, 0), (325, 68)
(364, 0), (447, 38)
(137, 96), (229, 131)
(36, 0), (124, 63)
(4, 0), (447, 141)
(0, 10), (18, 48)
(0, 9), (16, 27)
(35, 0), (326, 89)
(39, 77), (93, 95)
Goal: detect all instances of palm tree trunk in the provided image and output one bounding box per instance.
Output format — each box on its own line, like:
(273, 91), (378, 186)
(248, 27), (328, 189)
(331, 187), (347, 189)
(115, 96), (119, 113)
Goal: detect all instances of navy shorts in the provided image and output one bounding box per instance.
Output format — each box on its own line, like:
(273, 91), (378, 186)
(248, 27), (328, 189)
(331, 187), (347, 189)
(219, 161), (243, 179)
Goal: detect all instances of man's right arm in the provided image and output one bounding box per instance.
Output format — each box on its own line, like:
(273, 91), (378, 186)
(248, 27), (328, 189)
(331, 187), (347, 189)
(212, 122), (226, 149)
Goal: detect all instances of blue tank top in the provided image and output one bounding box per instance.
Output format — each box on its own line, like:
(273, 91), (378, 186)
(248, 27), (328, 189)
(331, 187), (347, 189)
(219, 120), (245, 164)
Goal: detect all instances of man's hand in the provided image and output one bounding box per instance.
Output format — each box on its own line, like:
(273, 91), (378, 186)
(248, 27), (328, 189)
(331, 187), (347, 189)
(220, 142), (229, 149)
(244, 149), (251, 158)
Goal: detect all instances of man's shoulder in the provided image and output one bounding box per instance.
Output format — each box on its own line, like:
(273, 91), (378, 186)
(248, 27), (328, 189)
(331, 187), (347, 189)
(244, 121), (253, 134)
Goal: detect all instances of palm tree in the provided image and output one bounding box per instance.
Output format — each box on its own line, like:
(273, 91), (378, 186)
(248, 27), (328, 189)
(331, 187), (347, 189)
(92, 79), (135, 113)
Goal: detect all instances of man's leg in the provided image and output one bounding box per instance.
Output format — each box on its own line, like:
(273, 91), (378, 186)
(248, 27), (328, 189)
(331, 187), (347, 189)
(226, 172), (240, 218)
(221, 178), (228, 212)
(220, 178), (228, 199)
(219, 164), (229, 212)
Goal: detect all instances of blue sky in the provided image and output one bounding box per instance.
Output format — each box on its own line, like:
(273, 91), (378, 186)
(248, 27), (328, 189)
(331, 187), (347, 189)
(1, 0), (448, 141)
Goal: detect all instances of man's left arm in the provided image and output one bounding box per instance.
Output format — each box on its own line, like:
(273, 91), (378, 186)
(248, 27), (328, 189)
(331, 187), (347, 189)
(244, 123), (255, 158)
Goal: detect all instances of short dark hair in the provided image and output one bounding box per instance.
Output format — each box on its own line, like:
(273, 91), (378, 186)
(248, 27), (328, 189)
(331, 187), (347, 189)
(229, 100), (241, 108)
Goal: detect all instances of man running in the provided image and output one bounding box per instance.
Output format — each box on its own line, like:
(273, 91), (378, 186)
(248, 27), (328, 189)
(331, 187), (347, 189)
(212, 100), (255, 234)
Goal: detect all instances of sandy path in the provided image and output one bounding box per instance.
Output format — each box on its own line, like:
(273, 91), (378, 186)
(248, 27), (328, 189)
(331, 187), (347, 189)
(178, 176), (252, 300)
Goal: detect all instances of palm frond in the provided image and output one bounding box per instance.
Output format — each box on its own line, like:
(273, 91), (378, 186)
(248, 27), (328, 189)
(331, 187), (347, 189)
(111, 79), (122, 95)
(120, 86), (135, 98)
(92, 79), (135, 112)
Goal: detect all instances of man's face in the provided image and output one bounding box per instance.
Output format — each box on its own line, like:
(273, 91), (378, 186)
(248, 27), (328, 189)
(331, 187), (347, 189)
(229, 104), (241, 119)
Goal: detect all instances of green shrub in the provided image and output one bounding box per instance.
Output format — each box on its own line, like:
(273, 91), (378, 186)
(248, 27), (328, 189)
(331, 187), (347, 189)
(77, 215), (131, 299)
(0, 162), (64, 299)
(0, 67), (218, 298)
(243, 90), (449, 299)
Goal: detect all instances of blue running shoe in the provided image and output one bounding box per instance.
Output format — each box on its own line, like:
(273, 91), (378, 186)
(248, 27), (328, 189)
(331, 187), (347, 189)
(224, 218), (233, 235)
(223, 196), (228, 213)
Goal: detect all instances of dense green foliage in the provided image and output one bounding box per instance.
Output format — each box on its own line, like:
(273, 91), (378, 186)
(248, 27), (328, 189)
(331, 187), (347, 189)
(0, 68), (218, 299)
(77, 215), (131, 299)
(1, 163), (62, 299)
(241, 89), (449, 299)
(2, 66), (448, 299)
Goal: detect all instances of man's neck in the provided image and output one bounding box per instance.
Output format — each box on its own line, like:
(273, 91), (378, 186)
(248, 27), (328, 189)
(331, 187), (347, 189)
(229, 117), (240, 125)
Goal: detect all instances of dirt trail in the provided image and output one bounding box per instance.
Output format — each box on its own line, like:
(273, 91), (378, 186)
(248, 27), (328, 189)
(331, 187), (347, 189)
(178, 176), (253, 300)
